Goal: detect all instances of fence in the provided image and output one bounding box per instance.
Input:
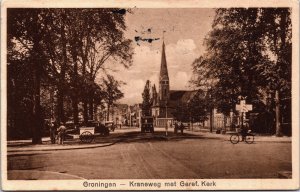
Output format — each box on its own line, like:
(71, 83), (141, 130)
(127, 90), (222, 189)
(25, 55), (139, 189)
(155, 118), (174, 127)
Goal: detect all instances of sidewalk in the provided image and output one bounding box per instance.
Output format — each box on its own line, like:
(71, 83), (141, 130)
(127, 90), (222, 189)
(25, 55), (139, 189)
(185, 129), (292, 143)
(7, 137), (51, 144)
(7, 127), (143, 153)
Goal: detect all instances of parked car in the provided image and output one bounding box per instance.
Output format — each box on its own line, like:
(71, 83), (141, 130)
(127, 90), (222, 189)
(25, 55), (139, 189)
(141, 116), (154, 133)
(104, 121), (116, 132)
(65, 121), (81, 134)
(87, 121), (110, 136)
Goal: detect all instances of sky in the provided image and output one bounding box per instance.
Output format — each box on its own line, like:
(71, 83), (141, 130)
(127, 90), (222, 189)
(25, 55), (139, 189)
(106, 8), (215, 105)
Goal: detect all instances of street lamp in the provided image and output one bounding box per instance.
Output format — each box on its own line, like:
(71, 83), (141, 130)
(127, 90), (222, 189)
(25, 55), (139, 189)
(165, 101), (168, 136)
(165, 103), (167, 119)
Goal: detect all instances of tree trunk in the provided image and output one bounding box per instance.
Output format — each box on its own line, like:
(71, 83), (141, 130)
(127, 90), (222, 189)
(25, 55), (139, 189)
(32, 49), (42, 144)
(88, 96), (94, 120)
(57, 87), (65, 124)
(275, 90), (282, 136)
(57, 16), (67, 124)
(107, 105), (110, 121)
(94, 104), (98, 121)
(31, 13), (42, 144)
(210, 108), (214, 133)
(71, 47), (79, 125)
(83, 102), (88, 124)
(81, 37), (90, 125)
(72, 97), (78, 124)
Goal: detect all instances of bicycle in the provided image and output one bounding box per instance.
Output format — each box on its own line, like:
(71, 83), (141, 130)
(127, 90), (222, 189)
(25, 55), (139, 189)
(230, 130), (255, 144)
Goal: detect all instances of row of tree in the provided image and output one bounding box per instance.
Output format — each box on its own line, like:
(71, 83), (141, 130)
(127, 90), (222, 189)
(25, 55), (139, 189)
(7, 9), (133, 143)
(191, 8), (291, 136)
(172, 91), (210, 125)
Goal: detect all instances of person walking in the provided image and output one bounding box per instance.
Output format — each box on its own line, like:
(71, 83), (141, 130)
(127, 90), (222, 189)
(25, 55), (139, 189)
(180, 122), (184, 135)
(57, 122), (67, 144)
(49, 121), (56, 144)
(165, 120), (171, 137)
(174, 121), (179, 134)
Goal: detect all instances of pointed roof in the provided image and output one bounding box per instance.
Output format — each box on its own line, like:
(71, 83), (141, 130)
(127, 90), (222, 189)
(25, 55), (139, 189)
(152, 84), (157, 94)
(160, 41), (169, 80)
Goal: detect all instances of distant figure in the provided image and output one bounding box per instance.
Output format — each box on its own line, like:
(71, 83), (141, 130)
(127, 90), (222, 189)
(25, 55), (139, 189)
(57, 122), (67, 144)
(165, 120), (171, 137)
(180, 122), (184, 135)
(174, 121), (179, 134)
(49, 121), (56, 144)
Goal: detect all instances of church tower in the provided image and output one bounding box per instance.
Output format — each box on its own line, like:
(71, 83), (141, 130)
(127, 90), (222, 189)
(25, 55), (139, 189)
(159, 41), (170, 106)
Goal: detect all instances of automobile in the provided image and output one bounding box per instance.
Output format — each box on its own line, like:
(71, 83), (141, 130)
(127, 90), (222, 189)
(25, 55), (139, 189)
(87, 121), (110, 136)
(65, 120), (82, 135)
(141, 116), (154, 133)
(104, 121), (116, 132)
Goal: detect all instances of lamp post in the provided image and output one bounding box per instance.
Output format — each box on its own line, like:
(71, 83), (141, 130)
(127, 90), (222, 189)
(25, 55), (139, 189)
(165, 100), (168, 125)
(165, 102), (168, 137)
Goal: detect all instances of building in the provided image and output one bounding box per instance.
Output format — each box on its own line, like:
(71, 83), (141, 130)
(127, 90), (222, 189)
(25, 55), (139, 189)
(104, 103), (128, 125)
(151, 41), (200, 127)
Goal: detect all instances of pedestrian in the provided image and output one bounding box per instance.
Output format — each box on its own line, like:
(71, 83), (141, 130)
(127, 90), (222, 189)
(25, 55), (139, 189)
(49, 121), (56, 144)
(174, 121), (179, 134)
(57, 122), (67, 144)
(180, 122), (184, 135)
(165, 120), (170, 137)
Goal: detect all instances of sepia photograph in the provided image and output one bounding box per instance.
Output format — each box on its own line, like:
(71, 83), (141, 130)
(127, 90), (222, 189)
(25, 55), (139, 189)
(1, 0), (299, 190)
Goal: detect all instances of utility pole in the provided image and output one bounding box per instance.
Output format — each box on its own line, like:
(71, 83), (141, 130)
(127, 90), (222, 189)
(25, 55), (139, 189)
(210, 108), (213, 133)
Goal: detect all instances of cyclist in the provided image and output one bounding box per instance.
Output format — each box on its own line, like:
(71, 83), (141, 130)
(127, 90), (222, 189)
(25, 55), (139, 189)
(241, 119), (249, 141)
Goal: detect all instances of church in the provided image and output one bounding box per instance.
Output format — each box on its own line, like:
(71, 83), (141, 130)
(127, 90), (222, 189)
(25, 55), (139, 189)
(151, 41), (199, 127)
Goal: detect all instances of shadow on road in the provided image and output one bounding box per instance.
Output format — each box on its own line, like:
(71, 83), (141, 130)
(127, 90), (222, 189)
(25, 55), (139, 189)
(109, 131), (220, 145)
(8, 153), (51, 157)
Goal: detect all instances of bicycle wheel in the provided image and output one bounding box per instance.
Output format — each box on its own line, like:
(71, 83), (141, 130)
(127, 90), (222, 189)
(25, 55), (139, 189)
(230, 134), (240, 144)
(245, 134), (254, 144)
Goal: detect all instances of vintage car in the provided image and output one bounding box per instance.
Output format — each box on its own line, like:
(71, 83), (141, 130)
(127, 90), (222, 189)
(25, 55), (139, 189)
(87, 121), (110, 136)
(104, 121), (116, 132)
(141, 116), (154, 133)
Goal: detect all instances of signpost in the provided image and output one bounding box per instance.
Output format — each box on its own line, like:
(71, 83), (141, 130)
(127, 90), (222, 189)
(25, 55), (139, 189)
(235, 100), (253, 130)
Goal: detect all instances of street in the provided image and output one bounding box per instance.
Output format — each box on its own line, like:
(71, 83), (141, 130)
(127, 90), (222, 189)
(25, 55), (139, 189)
(7, 128), (292, 180)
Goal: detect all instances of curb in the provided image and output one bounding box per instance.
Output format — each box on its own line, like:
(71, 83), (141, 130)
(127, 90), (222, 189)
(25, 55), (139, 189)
(7, 142), (116, 153)
(7, 135), (175, 153)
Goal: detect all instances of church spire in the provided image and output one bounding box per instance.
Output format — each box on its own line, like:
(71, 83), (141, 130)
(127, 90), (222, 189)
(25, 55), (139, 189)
(158, 40), (170, 104)
(159, 41), (169, 81)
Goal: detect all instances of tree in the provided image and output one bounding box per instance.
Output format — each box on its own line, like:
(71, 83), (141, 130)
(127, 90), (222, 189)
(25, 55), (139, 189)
(255, 9), (292, 136)
(191, 8), (291, 136)
(172, 90), (209, 125)
(7, 9), (51, 144)
(7, 8), (133, 142)
(141, 80), (152, 116)
(73, 9), (133, 124)
(102, 75), (124, 121)
(188, 91), (209, 125)
(172, 102), (190, 122)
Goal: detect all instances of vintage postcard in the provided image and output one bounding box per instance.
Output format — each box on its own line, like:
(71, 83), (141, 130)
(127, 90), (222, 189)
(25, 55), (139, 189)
(1, 0), (299, 190)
